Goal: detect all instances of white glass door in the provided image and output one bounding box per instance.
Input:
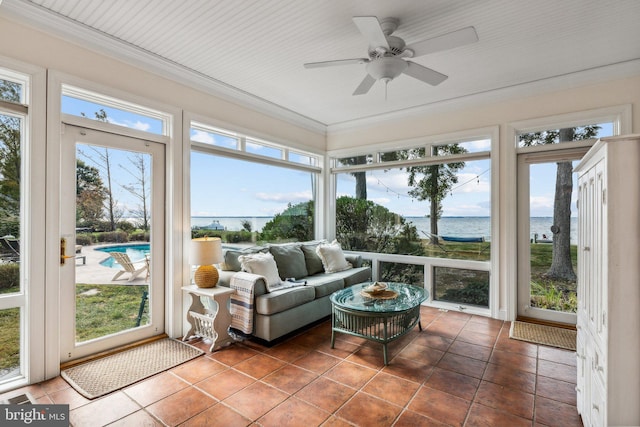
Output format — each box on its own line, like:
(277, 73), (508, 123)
(517, 151), (584, 324)
(60, 124), (165, 362)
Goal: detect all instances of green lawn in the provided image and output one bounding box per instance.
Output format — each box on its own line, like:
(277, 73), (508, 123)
(75, 284), (149, 342)
(0, 283), (149, 372)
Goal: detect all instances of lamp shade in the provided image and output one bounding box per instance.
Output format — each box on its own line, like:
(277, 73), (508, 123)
(190, 237), (223, 266)
(190, 237), (223, 288)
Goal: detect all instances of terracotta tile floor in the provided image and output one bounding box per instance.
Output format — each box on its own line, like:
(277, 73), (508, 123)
(1, 307), (583, 426)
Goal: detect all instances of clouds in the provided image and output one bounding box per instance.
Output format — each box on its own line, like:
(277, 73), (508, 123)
(255, 191), (312, 203)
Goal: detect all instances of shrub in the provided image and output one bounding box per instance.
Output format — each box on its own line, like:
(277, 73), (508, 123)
(75, 233), (94, 246)
(225, 230), (253, 243)
(0, 216), (19, 238)
(116, 221), (136, 233)
(129, 230), (150, 241)
(0, 263), (20, 291)
(260, 201), (314, 242)
(94, 231), (129, 243)
(441, 281), (489, 306)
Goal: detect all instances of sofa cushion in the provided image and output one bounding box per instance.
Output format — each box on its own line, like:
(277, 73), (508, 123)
(305, 274), (345, 299)
(269, 244), (308, 280)
(238, 252), (282, 290)
(255, 286), (315, 315)
(316, 240), (352, 273)
(301, 242), (325, 275)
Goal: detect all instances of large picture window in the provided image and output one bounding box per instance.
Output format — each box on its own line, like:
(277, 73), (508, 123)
(190, 123), (320, 246)
(332, 136), (492, 311)
(335, 156), (491, 261)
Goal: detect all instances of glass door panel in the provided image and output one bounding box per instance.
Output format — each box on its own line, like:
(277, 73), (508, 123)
(517, 158), (580, 324)
(60, 125), (164, 362)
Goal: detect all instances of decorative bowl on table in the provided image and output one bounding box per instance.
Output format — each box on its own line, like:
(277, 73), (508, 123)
(364, 282), (387, 295)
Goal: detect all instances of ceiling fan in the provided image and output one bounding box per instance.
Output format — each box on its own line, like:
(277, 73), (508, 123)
(304, 16), (478, 96)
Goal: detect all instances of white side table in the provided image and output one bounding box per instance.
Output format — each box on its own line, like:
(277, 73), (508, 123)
(181, 285), (235, 352)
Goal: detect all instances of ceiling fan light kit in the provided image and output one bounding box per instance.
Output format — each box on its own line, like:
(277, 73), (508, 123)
(304, 15), (478, 97)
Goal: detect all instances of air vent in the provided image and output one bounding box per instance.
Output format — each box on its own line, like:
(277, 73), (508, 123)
(4, 393), (33, 405)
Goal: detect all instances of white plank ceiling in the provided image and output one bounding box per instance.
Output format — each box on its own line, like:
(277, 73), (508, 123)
(4, 0), (640, 129)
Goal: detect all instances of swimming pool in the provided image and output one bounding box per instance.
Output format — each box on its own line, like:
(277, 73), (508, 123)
(97, 243), (150, 268)
(97, 242), (242, 268)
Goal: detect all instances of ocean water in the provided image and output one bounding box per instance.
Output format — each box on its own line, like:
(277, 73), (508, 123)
(191, 216), (578, 243)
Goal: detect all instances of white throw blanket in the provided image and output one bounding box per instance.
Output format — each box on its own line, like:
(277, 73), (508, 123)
(229, 272), (262, 336)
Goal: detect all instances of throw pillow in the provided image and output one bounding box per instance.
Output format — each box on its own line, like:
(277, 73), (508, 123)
(238, 252), (282, 290)
(316, 240), (352, 273)
(301, 243), (324, 275)
(221, 246), (267, 271)
(269, 244), (308, 280)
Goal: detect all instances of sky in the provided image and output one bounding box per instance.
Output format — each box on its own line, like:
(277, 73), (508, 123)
(62, 95), (614, 219)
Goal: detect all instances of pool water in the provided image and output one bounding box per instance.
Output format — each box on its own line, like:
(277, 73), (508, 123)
(97, 244), (150, 268)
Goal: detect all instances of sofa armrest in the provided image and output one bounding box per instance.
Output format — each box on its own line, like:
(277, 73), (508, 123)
(218, 270), (269, 297)
(345, 254), (363, 268)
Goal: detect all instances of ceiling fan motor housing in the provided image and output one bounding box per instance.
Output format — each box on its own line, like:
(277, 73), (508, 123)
(370, 35), (406, 58)
(367, 57), (408, 82)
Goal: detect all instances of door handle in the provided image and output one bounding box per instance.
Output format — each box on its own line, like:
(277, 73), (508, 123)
(60, 237), (74, 265)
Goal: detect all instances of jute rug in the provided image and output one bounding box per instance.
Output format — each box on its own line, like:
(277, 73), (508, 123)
(509, 321), (576, 351)
(61, 338), (204, 399)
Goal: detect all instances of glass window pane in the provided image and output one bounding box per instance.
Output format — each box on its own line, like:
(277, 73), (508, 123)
(433, 138), (491, 155)
(379, 261), (424, 286)
(289, 151), (314, 166)
(336, 158), (491, 261)
(191, 152), (316, 244)
(246, 140), (282, 159)
(433, 267), (489, 308)
(62, 95), (164, 135)
(518, 123), (613, 147)
(0, 112), (22, 270)
(0, 79), (23, 104)
(527, 161), (579, 314)
(0, 307), (21, 380)
(191, 128), (238, 149)
(379, 148), (425, 162)
(336, 155), (372, 167)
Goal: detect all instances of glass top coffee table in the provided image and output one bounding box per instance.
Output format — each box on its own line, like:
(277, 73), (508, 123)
(330, 282), (428, 365)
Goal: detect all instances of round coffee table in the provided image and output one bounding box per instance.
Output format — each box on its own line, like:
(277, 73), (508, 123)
(329, 282), (428, 365)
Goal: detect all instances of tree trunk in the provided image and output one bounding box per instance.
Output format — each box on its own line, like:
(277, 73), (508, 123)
(429, 165), (439, 245)
(545, 128), (577, 281)
(354, 172), (367, 200)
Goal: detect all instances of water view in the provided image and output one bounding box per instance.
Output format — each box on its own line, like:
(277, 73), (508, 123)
(191, 216), (578, 243)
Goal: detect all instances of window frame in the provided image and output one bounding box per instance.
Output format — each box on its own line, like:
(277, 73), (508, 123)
(327, 126), (499, 317)
(0, 59), (47, 392)
(188, 117), (324, 242)
(503, 104), (631, 321)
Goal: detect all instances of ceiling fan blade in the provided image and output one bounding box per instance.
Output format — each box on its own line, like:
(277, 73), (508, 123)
(409, 26), (478, 57)
(304, 58), (368, 68)
(403, 62), (448, 86)
(353, 74), (377, 96)
(353, 16), (389, 49)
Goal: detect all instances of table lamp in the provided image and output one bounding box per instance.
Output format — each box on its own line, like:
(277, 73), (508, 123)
(190, 237), (223, 288)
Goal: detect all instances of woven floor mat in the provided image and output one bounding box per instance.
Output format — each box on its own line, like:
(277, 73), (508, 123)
(509, 321), (576, 351)
(61, 338), (203, 399)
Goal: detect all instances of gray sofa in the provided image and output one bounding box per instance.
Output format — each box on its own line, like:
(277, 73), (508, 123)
(217, 241), (371, 343)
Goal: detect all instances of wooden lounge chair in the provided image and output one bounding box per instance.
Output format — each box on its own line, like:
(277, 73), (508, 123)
(0, 237), (20, 262)
(110, 252), (149, 282)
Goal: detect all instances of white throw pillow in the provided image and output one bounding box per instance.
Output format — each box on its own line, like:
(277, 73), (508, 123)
(238, 252), (282, 290)
(316, 240), (352, 273)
